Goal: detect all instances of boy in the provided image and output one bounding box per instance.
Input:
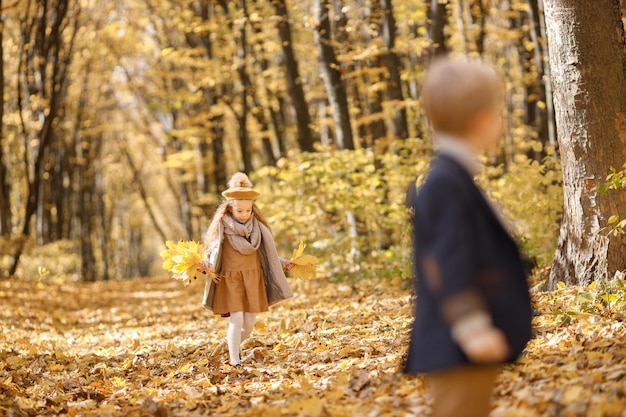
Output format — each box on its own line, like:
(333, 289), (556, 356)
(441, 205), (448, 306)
(404, 59), (532, 417)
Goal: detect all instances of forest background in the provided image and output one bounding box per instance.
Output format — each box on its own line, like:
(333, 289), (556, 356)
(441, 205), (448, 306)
(0, 0), (624, 290)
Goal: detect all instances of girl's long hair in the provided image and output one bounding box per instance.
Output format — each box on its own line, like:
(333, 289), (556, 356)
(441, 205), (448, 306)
(204, 201), (271, 247)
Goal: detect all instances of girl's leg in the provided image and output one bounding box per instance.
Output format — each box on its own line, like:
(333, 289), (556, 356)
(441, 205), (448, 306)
(242, 312), (256, 341)
(227, 311), (244, 365)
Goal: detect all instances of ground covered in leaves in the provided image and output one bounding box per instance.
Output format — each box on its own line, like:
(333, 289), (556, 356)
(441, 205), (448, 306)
(1, 276), (626, 417)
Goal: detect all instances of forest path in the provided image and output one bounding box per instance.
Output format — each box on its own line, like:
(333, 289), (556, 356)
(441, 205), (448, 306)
(1, 276), (625, 416)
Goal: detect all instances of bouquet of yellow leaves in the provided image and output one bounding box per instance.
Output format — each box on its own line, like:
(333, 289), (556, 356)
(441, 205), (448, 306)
(160, 240), (214, 286)
(289, 240), (319, 281)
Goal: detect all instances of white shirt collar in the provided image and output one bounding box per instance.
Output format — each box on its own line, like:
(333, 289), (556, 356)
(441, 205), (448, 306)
(434, 134), (482, 176)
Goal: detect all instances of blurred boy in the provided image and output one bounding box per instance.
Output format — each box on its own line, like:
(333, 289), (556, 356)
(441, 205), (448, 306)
(404, 59), (532, 417)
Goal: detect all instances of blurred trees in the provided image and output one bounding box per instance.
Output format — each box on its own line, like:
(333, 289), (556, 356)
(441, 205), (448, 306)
(0, 0), (601, 280)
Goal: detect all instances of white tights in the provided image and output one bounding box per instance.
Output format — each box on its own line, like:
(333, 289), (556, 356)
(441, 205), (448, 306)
(227, 311), (256, 365)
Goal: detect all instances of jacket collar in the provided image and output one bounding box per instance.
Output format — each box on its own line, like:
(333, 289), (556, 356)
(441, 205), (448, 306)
(434, 135), (481, 176)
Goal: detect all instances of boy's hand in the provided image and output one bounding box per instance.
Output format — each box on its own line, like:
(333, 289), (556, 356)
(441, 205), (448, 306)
(450, 311), (510, 363)
(283, 260), (295, 272)
(461, 326), (510, 363)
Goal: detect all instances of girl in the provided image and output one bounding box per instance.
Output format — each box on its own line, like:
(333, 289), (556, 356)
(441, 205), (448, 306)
(200, 172), (294, 366)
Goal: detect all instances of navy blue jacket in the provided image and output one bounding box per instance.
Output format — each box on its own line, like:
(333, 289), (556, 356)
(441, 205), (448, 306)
(404, 154), (532, 373)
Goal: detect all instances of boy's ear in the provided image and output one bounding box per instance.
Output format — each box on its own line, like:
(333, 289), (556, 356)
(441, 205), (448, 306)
(468, 109), (493, 134)
(471, 109), (489, 127)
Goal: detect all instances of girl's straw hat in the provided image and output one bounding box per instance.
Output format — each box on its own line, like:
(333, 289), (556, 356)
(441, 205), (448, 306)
(222, 172), (260, 200)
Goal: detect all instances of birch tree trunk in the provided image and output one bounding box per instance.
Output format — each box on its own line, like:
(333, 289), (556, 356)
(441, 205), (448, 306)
(544, 0), (626, 288)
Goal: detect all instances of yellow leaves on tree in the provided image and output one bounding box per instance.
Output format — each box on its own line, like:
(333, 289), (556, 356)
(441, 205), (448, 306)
(290, 240), (319, 281)
(160, 240), (205, 286)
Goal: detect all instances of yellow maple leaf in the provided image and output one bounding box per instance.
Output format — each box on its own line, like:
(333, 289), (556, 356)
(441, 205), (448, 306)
(290, 240), (319, 281)
(292, 239), (306, 260)
(160, 240), (206, 286)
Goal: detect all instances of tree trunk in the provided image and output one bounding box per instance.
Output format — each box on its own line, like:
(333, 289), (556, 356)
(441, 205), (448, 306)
(95, 141), (109, 280)
(188, 1), (227, 192)
(10, 0), (73, 277)
(248, 15), (280, 165)
(236, 0), (252, 172)
(380, 0), (408, 139)
(428, 0), (448, 56)
(314, 0), (354, 150)
(525, 0), (555, 156)
(73, 64), (98, 282)
(545, 0), (626, 288)
(359, 1), (387, 145)
(471, 0), (487, 55)
(0, 3), (10, 237)
(537, 0), (556, 147)
(78, 139), (96, 282)
(273, 0), (315, 152)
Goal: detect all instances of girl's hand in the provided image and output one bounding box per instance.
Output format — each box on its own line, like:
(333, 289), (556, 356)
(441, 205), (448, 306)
(283, 260), (295, 272)
(198, 264), (223, 284)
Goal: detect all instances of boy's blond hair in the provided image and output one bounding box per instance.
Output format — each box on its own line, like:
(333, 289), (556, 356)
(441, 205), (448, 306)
(422, 58), (503, 136)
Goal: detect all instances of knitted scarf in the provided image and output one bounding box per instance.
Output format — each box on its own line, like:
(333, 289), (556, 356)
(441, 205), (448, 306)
(222, 214), (262, 255)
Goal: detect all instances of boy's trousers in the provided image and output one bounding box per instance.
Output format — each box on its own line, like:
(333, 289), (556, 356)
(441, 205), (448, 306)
(427, 365), (500, 417)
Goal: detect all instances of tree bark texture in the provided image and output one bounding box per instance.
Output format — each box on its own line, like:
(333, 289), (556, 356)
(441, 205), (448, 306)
(314, 0), (355, 150)
(545, 0), (626, 287)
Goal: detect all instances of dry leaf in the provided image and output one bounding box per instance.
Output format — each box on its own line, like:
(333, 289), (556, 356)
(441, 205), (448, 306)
(287, 396), (325, 417)
(290, 240), (319, 281)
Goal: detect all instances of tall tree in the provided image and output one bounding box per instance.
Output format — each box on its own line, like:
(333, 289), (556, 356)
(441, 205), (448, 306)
(236, 0), (252, 173)
(428, 0), (448, 56)
(187, 0), (227, 193)
(526, 0), (555, 151)
(9, 0), (77, 276)
(544, 0), (626, 287)
(380, 0), (408, 139)
(314, 0), (354, 150)
(273, 0), (315, 152)
(0, 0), (11, 237)
(359, 1), (387, 145)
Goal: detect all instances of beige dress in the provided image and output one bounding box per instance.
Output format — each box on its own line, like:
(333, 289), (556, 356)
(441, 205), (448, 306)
(212, 238), (269, 315)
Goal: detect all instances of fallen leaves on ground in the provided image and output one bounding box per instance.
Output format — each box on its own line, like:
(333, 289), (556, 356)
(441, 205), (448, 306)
(0, 276), (625, 417)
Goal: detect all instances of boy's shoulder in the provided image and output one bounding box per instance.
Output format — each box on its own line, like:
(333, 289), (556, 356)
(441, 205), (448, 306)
(410, 155), (475, 204)
(428, 154), (471, 182)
